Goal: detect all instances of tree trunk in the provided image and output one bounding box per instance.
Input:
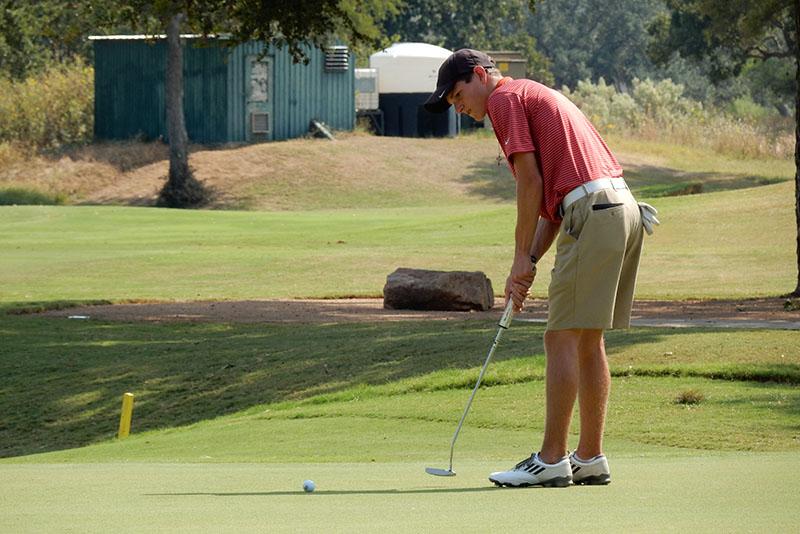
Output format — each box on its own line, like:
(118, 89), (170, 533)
(793, 4), (800, 296)
(157, 12), (209, 208)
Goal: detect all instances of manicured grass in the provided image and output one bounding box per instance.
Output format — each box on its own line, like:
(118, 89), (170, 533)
(0, 179), (796, 303)
(3, 455), (798, 533)
(2, 315), (797, 458)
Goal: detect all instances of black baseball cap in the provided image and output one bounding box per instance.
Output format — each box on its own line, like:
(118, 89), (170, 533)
(424, 49), (495, 113)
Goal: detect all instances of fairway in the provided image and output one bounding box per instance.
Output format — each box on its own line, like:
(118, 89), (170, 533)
(0, 179), (797, 302)
(3, 452), (798, 532)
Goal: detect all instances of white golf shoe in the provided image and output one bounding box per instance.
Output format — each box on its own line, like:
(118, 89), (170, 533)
(569, 452), (611, 485)
(489, 452), (572, 488)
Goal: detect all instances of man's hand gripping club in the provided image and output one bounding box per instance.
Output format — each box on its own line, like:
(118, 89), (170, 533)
(505, 254), (536, 312)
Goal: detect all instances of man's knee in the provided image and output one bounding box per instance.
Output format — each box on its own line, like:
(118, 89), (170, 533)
(578, 329), (606, 360)
(544, 329), (579, 347)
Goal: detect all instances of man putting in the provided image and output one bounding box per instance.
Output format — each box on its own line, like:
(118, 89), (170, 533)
(425, 49), (657, 487)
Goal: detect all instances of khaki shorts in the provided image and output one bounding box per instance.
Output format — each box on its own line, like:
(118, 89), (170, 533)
(547, 188), (643, 331)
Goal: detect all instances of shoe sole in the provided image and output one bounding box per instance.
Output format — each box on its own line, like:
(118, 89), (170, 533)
(573, 474), (611, 486)
(489, 476), (572, 488)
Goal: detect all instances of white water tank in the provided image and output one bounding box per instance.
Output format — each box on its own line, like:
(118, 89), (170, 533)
(369, 42), (452, 94)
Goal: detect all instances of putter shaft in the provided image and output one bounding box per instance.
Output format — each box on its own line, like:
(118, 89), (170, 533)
(445, 300), (514, 472)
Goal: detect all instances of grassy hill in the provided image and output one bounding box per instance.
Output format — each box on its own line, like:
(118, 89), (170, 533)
(0, 131), (794, 210)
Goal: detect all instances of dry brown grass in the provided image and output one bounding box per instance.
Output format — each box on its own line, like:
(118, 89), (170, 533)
(1, 128), (794, 209)
(0, 133), (512, 209)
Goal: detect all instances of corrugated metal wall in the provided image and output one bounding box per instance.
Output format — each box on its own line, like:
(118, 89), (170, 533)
(272, 45), (354, 141)
(94, 40), (167, 141)
(94, 38), (354, 144)
(183, 43), (228, 143)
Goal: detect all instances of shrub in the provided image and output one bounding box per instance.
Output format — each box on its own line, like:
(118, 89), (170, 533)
(561, 77), (793, 160)
(0, 59), (93, 152)
(0, 187), (67, 206)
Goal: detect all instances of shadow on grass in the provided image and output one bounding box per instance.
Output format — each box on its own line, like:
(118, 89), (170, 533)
(39, 140), (232, 174)
(456, 158), (787, 203)
(459, 159), (515, 202)
(1, 309), (796, 458)
(622, 163), (787, 197)
(149, 487), (501, 496)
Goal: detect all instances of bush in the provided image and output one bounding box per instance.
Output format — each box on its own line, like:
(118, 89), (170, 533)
(0, 59), (93, 152)
(562, 77), (702, 132)
(0, 187), (66, 206)
(561, 77), (793, 160)
(727, 96), (775, 122)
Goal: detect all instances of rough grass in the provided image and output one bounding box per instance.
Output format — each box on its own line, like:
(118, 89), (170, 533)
(0, 133), (794, 210)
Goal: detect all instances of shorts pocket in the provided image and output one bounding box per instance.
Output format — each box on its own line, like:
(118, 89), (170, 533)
(592, 203), (623, 211)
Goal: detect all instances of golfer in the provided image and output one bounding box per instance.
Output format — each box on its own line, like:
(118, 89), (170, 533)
(425, 49), (657, 487)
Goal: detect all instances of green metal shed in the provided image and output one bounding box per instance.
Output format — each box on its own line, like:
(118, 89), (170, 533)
(90, 35), (354, 143)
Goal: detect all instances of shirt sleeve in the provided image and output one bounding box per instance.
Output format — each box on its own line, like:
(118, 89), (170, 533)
(488, 91), (536, 166)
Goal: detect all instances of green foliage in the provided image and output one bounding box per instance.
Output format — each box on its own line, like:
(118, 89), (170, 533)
(741, 57), (797, 112)
(562, 77), (792, 159)
(0, 0), (127, 81)
(0, 59), (93, 151)
(529, 0), (665, 87)
(380, 0), (553, 85)
(561, 77), (701, 132)
(727, 95), (776, 121)
(0, 187), (66, 206)
(114, 0), (401, 63)
(649, 1), (796, 86)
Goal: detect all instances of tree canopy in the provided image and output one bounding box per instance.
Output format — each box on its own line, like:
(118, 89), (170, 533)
(648, 0), (796, 77)
(380, 0), (552, 84)
(528, 0), (665, 88)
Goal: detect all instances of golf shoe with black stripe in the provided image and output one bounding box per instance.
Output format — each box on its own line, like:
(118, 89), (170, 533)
(569, 452), (611, 485)
(488, 452), (572, 488)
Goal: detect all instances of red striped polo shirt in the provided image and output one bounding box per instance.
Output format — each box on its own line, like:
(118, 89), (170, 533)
(487, 77), (623, 221)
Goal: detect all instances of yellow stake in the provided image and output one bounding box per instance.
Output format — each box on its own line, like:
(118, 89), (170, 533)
(118, 392), (135, 439)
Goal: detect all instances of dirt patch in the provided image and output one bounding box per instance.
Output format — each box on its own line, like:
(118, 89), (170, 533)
(41, 297), (800, 329)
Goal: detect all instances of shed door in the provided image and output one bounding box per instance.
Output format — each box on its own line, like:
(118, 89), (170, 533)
(246, 56), (272, 142)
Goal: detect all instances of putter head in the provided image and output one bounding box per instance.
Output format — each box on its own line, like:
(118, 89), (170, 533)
(425, 467), (456, 477)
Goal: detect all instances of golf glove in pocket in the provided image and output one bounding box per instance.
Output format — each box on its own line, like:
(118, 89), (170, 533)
(638, 202), (660, 235)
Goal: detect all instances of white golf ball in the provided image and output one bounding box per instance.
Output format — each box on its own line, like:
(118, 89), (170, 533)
(302, 479), (316, 493)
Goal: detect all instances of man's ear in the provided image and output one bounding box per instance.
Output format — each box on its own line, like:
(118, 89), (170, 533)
(474, 65), (488, 83)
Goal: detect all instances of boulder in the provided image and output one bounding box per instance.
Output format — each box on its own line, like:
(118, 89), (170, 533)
(383, 268), (494, 311)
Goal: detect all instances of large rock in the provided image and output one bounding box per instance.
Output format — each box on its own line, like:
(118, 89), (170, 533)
(383, 268), (494, 311)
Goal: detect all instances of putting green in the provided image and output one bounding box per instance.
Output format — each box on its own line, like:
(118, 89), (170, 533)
(2, 454), (798, 532)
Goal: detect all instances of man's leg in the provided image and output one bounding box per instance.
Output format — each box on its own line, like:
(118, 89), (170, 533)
(575, 329), (609, 460)
(539, 328), (609, 464)
(539, 329), (580, 464)
(487, 326), (578, 486)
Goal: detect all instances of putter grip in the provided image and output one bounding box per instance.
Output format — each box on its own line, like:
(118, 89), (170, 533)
(498, 299), (514, 329)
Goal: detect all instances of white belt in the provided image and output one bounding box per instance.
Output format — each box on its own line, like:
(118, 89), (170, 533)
(561, 177), (629, 214)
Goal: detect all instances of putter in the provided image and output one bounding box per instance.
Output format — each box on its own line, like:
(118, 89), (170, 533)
(425, 299), (515, 477)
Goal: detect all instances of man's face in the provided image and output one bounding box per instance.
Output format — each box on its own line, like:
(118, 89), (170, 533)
(447, 67), (489, 120)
